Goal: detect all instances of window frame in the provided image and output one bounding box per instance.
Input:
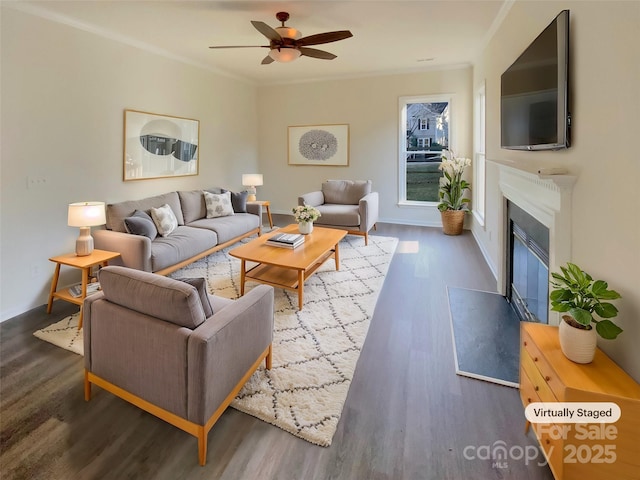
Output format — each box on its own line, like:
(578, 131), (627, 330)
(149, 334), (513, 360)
(472, 82), (486, 226)
(398, 94), (454, 206)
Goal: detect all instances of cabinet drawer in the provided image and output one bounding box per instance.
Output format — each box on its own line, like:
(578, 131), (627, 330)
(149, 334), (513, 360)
(521, 350), (558, 403)
(522, 329), (565, 399)
(535, 424), (564, 479)
(519, 367), (542, 407)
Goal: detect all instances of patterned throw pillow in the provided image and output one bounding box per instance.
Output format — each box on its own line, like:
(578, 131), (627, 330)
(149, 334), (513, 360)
(150, 204), (178, 237)
(203, 191), (235, 218)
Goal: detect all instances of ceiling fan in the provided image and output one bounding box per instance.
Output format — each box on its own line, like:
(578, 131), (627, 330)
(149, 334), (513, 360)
(209, 12), (353, 64)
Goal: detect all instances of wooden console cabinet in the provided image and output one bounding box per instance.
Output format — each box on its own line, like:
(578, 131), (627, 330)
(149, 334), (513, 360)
(520, 322), (640, 480)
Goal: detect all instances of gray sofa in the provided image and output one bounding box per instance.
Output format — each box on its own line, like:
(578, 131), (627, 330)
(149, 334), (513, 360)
(94, 189), (262, 275)
(298, 180), (379, 245)
(83, 266), (274, 466)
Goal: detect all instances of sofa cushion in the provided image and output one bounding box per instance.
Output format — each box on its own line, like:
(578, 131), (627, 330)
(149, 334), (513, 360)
(204, 191), (234, 218)
(124, 210), (158, 241)
(106, 192), (185, 232)
(98, 266), (206, 329)
(150, 204), (179, 237)
(178, 190), (206, 224)
(188, 213), (259, 244)
(322, 180), (372, 205)
(316, 204), (361, 227)
(178, 278), (214, 317)
(150, 226), (218, 272)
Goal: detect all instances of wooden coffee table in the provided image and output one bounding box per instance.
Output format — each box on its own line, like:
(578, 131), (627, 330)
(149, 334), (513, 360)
(229, 224), (347, 310)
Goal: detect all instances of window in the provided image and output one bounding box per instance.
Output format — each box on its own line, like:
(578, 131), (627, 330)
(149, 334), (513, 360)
(399, 95), (451, 204)
(473, 83), (486, 225)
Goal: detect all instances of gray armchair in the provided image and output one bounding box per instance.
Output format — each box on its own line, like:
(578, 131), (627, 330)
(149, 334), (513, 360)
(83, 266), (274, 466)
(298, 180), (379, 245)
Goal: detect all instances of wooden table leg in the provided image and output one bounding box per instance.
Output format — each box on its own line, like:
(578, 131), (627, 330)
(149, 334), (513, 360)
(265, 204), (273, 229)
(297, 270), (304, 310)
(77, 266), (90, 330)
(47, 263), (61, 314)
(240, 260), (246, 296)
(334, 242), (341, 270)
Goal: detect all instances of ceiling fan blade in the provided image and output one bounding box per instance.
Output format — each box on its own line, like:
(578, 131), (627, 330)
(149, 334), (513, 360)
(209, 45), (269, 49)
(251, 21), (282, 42)
(297, 30), (353, 47)
(261, 55), (275, 65)
(299, 47), (337, 60)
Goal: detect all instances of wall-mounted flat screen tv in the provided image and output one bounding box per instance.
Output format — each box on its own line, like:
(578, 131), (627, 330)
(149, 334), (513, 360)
(501, 10), (570, 151)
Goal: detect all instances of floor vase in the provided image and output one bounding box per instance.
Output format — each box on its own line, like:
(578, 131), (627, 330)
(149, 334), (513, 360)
(441, 210), (465, 236)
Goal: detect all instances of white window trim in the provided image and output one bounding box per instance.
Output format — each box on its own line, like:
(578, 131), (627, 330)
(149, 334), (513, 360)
(398, 94), (454, 207)
(472, 81), (486, 227)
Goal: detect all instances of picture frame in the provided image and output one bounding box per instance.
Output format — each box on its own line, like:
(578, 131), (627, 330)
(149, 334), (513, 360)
(123, 109), (199, 181)
(288, 124), (349, 166)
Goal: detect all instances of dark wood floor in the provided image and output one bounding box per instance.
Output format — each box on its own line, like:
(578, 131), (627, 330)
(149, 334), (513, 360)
(0, 219), (554, 480)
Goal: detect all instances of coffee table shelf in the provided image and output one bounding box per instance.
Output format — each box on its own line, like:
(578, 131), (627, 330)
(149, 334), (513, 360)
(230, 224), (347, 310)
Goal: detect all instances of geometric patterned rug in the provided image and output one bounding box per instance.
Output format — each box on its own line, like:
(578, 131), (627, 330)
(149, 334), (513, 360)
(34, 233), (397, 448)
(172, 234), (398, 447)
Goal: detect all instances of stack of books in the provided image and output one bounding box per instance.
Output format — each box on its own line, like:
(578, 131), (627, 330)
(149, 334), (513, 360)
(266, 232), (305, 249)
(69, 282), (101, 298)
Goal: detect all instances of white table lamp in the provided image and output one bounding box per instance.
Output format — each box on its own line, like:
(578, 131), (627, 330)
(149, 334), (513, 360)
(242, 173), (263, 202)
(68, 202), (106, 256)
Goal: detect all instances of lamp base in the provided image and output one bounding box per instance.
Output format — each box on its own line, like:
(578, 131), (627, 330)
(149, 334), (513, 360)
(247, 194), (257, 202)
(76, 227), (94, 256)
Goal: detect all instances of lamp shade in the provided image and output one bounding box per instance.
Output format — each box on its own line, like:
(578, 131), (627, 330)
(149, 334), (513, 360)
(242, 174), (263, 187)
(268, 48), (302, 63)
(68, 202), (106, 227)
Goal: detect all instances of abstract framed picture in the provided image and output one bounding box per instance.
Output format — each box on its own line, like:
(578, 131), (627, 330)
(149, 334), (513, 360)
(288, 124), (349, 166)
(123, 109), (199, 181)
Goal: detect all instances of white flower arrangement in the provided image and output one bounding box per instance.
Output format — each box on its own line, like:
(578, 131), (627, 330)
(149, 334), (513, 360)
(437, 150), (472, 212)
(292, 204), (321, 223)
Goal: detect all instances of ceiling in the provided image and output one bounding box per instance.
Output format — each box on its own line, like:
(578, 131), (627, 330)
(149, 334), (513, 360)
(15, 0), (510, 85)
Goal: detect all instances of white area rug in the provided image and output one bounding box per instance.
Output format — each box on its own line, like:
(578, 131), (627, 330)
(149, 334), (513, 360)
(34, 234), (398, 447)
(33, 314), (83, 355)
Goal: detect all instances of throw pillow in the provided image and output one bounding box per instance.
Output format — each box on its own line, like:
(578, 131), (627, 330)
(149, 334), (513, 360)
(178, 277), (214, 318)
(150, 204), (178, 237)
(222, 189), (249, 213)
(124, 210), (157, 241)
(203, 191), (234, 218)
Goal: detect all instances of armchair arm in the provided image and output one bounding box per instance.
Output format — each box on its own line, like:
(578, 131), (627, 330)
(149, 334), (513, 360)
(93, 229), (152, 272)
(298, 191), (324, 207)
(186, 285), (274, 424)
(358, 192), (379, 232)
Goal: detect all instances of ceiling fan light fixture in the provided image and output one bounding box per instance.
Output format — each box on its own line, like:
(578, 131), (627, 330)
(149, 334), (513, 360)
(269, 47), (301, 63)
(275, 26), (302, 40)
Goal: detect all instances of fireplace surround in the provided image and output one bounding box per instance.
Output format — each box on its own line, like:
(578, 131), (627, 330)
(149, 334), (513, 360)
(493, 160), (576, 325)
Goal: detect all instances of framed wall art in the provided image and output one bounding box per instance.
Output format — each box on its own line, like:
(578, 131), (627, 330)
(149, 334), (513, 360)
(288, 124), (349, 166)
(123, 109), (199, 181)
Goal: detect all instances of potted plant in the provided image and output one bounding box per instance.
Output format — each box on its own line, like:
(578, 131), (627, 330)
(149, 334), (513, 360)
(437, 151), (471, 235)
(292, 204), (321, 234)
(549, 262), (622, 363)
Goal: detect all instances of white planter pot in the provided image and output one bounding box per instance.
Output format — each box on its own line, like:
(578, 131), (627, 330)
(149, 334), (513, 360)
(298, 221), (313, 235)
(558, 315), (597, 364)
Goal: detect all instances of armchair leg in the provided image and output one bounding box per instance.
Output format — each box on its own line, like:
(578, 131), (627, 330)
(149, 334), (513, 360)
(197, 426), (207, 466)
(266, 343), (273, 370)
(84, 369), (91, 401)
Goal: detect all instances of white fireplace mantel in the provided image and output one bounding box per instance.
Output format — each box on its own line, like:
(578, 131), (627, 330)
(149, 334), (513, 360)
(490, 160), (577, 324)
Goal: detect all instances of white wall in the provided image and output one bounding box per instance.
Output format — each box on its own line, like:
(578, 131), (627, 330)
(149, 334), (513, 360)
(472, 1), (640, 380)
(257, 68), (473, 226)
(0, 7), (259, 320)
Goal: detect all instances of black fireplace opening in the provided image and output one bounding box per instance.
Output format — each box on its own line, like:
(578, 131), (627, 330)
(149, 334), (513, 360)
(506, 201), (550, 323)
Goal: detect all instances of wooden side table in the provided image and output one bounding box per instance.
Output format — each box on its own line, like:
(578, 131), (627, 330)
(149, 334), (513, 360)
(47, 249), (121, 330)
(248, 200), (273, 229)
